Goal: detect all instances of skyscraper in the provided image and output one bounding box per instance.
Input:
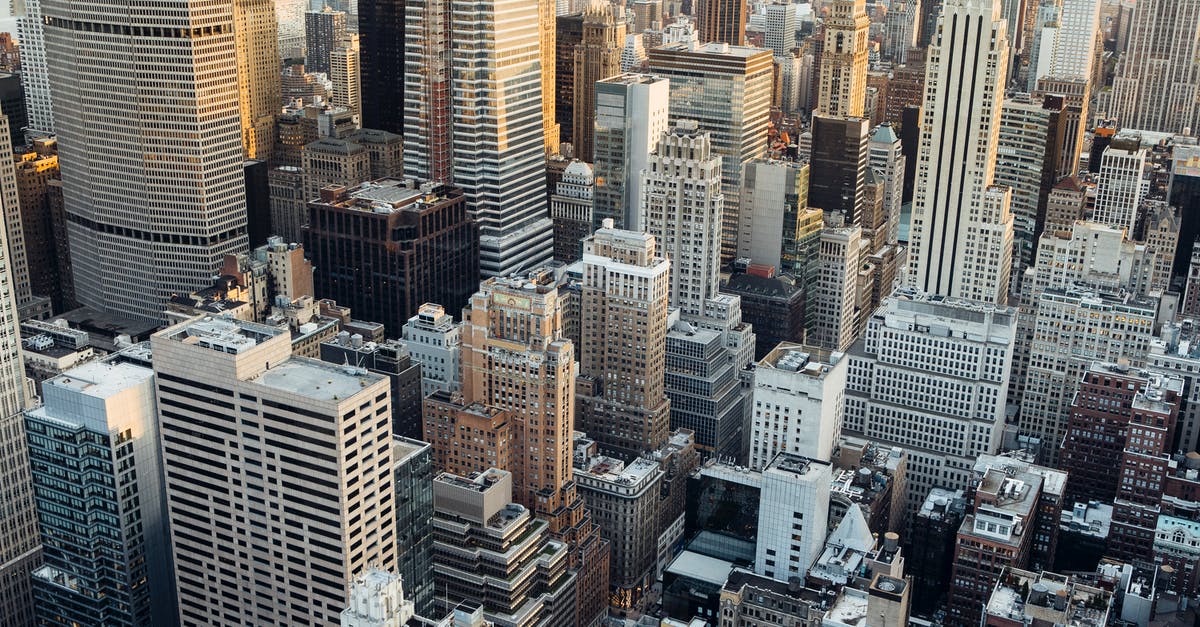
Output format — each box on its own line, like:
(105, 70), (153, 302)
(816, 0), (870, 118)
(359, 0), (405, 133)
(907, 0), (1014, 304)
(1107, 0), (1200, 134)
(550, 160), (595, 263)
(883, 0), (921, 64)
(43, 0), (250, 322)
(16, 0), (53, 136)
(451, 0), (554, 276)
(592, 74), (670, 231)
(648, 43), (773, 260)
(808, 115), (869, 224)
(696, 0), (746, 46)
(572, 2), (625, 162)
(540, 0), (560, 153)
(736, 158), (812, 270)
(402, 0), (452, 182)
(153, 317), (396, 626)
(764, 1), (798, 56)
(305, 6), (347, 75)
(330, 34), (362, 119)
(1092, 134), (1147, 233)
(234, 0), (281, 160)
(577, 224), (671, 459)
(747, 344), (846, 469)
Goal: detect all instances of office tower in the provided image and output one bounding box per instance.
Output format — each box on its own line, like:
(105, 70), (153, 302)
(422, 390), (514, 475)
(1061, 364), (1182, 504)
(868, 124), (906, 248)
(358, 0), (404, 133)
(1024, 2), (1060, 91)
(632, 0), (661, 33)
(305, 179), (479, 336)
(577, 224), (671, 458)
(26, 358), (175, 625)
(593, 74), (670, 231)
(1140, 200), (1180, 295)
(764, 1), (798, 55)
(392, 438), (435, 617)
(816, 0), (869, 117)
(234, 0), (281, 160)
(244, 160), (272, 247)
(16, 0), (52, 136)
(302, 138), (372, 199)
(153, 318), (396, 626)
(320, 335), (423, 436)
(450, 0), (554, 277)
(722, 270), (806, 359)
(909, 488), (967, 615)
(16, 139), (71, 312)
(540, 0), (559, 154)
(340, 570), (420, 626)
(1092, 134), (1147, 232)
(305, 6), (347, 75)
(640, 122), (723, 317)
(844, 292), (1017, 512)
(1042, 176), (1087, 232)
(648, 43), (773, 260)
(756, 455), (832, 581)
(402, 0), (452, 182)
(908, 0), (1013, 304)
(555, 13), (586, 149)
(0, 75), (27, 149)
(402, 303), (462, 398)
(621, 34), (649, 72)
(775, 53), (808, 115)
(572, 3), (625, 162)
(1018, 286), (1158, 465)
(1108, 0), (1200, 134)
(430, 469), (576, 623)
(883, 0), (920, 64)
(983, 568), (1114, 627)
(1032, 76), (1089, 178)
(747, 344), (846, 470)
(736, 159), (811, 269)
(662, 317), (751, 458)
(458, 272), (611, 626)
(813, 223), (864, 352)
(947, 466), (1049, 626)
(43, 0), (249, 323)
(330, 34), (361, 119)
(268, 166), (306, 241)
(0, 116), (31, 320)
(550, 160), (595, 263)
(808, 115), (868, 224)
(995, 93), (1067, 291)
(696, 0), (746, 45)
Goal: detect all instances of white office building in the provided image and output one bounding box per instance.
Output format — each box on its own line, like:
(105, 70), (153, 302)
(1092, 136), (1148, 233)
(736, 159), (810, 269)
(594, 74), (671, 231)
(402, 303), (463, 398)
(748, 344), (847, 470)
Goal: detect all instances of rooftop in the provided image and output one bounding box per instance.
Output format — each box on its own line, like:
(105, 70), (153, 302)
(759, 343), (842, 376)
(249, 358), (383, 402)
(1060, 501), (1113, 539)
(986, 568), (1111, 627)
(665, 550), (734, 586)
(160, 317), (286, 354)
(46, 360), (153, 400)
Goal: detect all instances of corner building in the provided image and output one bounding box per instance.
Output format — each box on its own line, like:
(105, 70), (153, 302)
(152, 317), (396, 626)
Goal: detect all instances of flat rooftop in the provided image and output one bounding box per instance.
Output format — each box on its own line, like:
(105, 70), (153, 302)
(161, 317), (286, 354)
(48, 360), (153, 400)
(250, 358), (383, 402)
(760, 343), (841, 375)
(666, 551), (734, 586)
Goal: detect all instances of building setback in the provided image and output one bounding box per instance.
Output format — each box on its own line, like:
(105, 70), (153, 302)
(305, 179), (479, 337)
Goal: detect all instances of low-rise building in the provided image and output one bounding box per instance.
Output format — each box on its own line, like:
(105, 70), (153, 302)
(983, 568), (1112, 627)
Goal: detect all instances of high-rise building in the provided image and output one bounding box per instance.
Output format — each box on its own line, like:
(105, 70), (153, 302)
(995, 92), (1067, 292)
(430, 468), (577, 624)
(458, 272), (611, 626)
(555, 13), (586, 149)
(764, 1), (798, 55)
(621, 34), (649, 72)
(813, 223), (865, 352)
(16, 0), (53, 136)
(152, 317), (396, 626)
(592, 74), (670, 231)
(1107, 0), (1200, 134)
(573, 2), (625, 162)
(550, 160), (595, 263)
(305, 6), (347, 75)
(816, 0), (869, 118)
(43, 0), (250, 322)
(16, 139), (72, 312)
(648, 42), (773, 260)
(234, 0), (281, 160)
(358, 0), (404, 134)
(0, 115), (33, 317)
(577, 224), (672, 459)
(1033, 76), (1090, 179)
(883, 0), (921, 64)
(632, 0), (662, 34)
(305, 178), (479, 336)
(909, 488), (967, 615)
(320, 335), (424, 437)
(747, 344), (846, 470)
(640, 122), (724, 317)
(1092, 134), (1147, 233)
(808, 115), (868, 225)
(907, 0), (1014, 304)
(268, 166), (306, 242)
(330, 34), (361, 120)
(450, 0), (554, 276)
(736, 158), (812, 270)
(539, 0), (559, 154)
(696, 0), (747, 46)
(402, 0), (452, 182)
(722, 271), (806, 360)
(26, 357), (175, 625)
(868, 124), (906, 249)
(302, 137), (372, 199)
(844, 291), (1017, 512)
(392, 437), (435, 617)
(402, 303), (463, 398)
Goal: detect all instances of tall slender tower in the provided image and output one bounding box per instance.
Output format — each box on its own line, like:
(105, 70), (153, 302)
(696, 0), (747, 45)
(907, 0), (1014, 304)
(403, 0), (453, 182)
(305, 6), (347, 75)
(234, 0), (281, 160)
(593, 74), (671, 232)
(459, 272), (611, 626)
(43, 0), (250, 322)
(816, 0), (870, 117)
(573, 2), (626, 162)
(577, 224), (672, 459)
(542, 0), (560, 152)
(0, 127), (36, 624)
(15, 0), (53, 136)
(1107, 0), (1200, 134)
(330, 34), (362, 119)
(359, 0), (405, 133)
(451, 0), (554, 276)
